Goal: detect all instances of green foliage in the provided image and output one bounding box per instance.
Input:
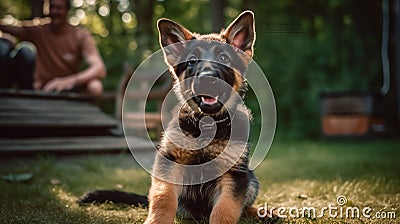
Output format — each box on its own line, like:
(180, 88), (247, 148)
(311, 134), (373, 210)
(252, 0), (381, 138)
(0, 0), (30, 19)
(0, 0), (383, 139)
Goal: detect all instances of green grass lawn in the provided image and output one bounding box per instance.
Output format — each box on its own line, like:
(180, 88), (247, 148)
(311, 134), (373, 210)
(1, 140), (399, 223)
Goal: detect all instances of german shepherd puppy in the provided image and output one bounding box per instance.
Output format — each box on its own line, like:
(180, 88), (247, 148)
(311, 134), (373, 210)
(80, 11), (272, 224)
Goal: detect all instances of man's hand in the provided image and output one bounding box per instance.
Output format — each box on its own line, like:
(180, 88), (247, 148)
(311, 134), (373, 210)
(42, 76), (78, 92)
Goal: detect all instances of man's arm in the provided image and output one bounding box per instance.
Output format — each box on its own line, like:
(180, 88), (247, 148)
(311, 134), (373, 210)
(74, 52), (107, 85)
(0, 24), (28, 40)
(41, 51), (106, 92)
(42, 30), (106, 93)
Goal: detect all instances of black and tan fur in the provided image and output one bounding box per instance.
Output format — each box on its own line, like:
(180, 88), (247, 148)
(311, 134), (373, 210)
(146, 11), (258, 224)
(80, 11), (273, 224)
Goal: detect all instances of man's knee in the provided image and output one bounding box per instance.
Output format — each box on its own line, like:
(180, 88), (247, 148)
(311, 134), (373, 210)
(1, 41), (36, 89)
(0, 39), (13, 59)
(86, 79), (103, 96)
(12, 41), (37, 65)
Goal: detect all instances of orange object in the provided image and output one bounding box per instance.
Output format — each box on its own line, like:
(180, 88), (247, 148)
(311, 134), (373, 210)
(320, 91), (384, 137)
(322, 115), (369, 136)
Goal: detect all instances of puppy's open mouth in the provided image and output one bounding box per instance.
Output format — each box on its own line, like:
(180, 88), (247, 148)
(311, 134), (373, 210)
(201, 95), (219, 105)
(190, 74), (230, 114)
(192, 94), (223, 114)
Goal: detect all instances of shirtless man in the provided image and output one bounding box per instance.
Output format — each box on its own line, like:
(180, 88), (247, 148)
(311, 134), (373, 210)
(0, 0), (106, 96)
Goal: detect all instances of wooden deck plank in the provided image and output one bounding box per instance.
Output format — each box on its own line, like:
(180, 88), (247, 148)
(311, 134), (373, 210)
(0, 96), (117, 129)
(0, 113), (116, 127)
(0, 88), (92, 101)
(0, 136), (155, 153)
(0, 107), (99, 114)
(0, 97), (97, 109)
(0, 89), (156, 154)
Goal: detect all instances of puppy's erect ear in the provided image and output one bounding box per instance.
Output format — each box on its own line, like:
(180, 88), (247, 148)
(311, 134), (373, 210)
(157, 19), (194, 67)
(223, 11), (255, 57)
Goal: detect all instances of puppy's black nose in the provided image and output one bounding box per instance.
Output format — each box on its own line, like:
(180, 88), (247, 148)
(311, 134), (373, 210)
(197, 70), (219, 85)
(194, 70), (221, 97)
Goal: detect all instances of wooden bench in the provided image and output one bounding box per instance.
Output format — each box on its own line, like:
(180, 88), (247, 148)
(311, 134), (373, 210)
(0, 62), (172, 154)
(0, 89), (155, 154)
(114, 63), (172, 139)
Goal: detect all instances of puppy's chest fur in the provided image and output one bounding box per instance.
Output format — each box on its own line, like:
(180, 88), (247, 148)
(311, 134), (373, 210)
(156, 118), (249, 218)
(163, 138), (228, 165)
(158, 104), (250, 168)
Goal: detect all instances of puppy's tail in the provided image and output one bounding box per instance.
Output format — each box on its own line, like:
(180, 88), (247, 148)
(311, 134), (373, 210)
(78, 190), (148, 207)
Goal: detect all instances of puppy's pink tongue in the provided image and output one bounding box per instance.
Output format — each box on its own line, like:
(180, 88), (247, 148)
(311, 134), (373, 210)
(201, 96), (218, 105)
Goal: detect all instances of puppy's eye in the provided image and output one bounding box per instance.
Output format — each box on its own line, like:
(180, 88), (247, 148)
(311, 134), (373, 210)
(188, 56), (198, 65)
(219, 54), (229, 63)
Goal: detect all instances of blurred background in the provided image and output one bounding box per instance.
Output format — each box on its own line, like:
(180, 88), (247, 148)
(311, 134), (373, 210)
(1, 0), (399, 140)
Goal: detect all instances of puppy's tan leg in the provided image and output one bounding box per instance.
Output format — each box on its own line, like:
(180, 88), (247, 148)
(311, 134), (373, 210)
(243, 206), (260, 219)
(144, 178), (179, 224)
(210, 194), (242, 224)
(209, 175), (243, 224)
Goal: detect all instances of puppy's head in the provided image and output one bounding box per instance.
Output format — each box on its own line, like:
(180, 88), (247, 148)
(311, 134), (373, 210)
(157, 11), (255, 115)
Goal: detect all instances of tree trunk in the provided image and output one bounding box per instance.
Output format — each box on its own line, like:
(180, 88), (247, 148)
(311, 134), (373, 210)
(133, 0), (154, 41)
(241, 0), (256, 12)
(394, 0), (400, 129)
(210, 0), (225, 32)
(130, 0), (154, 58)
(31, 0), (44, 18)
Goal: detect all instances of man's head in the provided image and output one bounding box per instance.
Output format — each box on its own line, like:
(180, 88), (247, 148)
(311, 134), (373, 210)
(49, 0), (70, 29)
